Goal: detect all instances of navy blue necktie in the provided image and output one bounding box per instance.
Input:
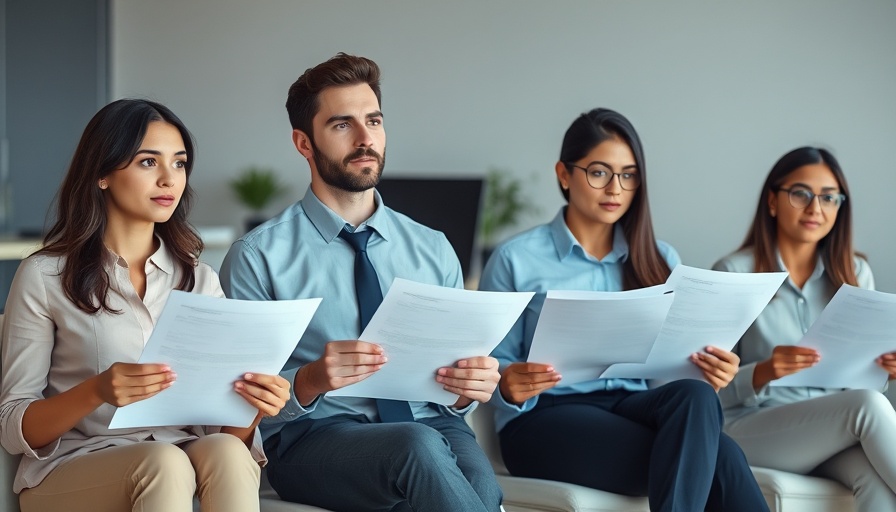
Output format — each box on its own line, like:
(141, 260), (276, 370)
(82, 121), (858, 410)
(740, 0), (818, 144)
(339, 228), (414, 423)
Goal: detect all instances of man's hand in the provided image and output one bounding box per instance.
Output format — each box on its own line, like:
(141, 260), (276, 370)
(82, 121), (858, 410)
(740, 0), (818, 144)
(294, 341), (386, 406)
(437, 356), (501, 409)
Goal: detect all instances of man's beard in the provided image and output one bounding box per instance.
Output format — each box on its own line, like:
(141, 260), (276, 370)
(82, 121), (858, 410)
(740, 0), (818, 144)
(314, 145), (385, 192)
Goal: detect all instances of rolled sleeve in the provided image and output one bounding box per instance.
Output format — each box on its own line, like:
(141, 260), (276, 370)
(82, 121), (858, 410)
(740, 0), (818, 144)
(1, 258), (57, 458)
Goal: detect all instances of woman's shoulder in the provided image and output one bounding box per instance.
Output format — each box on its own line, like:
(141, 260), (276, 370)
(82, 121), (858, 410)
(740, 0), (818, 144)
(19, 252), (65, 278)
(854, 253), (874, 289)
(192, 261), (226, 297)
(654, 239), (681, 267)
(712, 248), (754, 273)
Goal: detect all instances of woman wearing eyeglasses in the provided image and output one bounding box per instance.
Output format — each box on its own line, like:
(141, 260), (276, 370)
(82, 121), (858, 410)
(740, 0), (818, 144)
(713, 146), (896, 511)
(479, 108), (768, 511)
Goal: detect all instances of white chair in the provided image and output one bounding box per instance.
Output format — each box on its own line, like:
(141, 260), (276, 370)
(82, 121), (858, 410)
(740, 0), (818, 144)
(468, 405), (649, 512)
(467, 404), (856, 512)
(750, 466), (854, 512)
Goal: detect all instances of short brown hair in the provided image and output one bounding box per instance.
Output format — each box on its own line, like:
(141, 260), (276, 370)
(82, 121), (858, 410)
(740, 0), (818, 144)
(285, 53), (382, 142)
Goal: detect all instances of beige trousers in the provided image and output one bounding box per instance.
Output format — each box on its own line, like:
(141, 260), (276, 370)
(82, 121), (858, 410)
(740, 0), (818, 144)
(20, 433), (261, 512)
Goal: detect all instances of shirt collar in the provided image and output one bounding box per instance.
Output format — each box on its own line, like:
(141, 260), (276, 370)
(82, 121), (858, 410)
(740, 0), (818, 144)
(549, 207), (629, 263)
(103, 236), (174, 274)
(775, 249), (826, 284)
(299, 185), (392, 243)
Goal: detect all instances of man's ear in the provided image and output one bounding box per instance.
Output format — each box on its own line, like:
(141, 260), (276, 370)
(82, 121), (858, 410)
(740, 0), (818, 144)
(293, 129), (314, 160)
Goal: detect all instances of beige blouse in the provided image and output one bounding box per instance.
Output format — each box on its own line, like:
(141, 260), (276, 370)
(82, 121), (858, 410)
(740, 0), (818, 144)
(0, 241), (265, 493)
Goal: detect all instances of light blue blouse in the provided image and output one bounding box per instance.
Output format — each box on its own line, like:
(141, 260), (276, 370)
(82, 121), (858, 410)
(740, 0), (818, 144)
(479, 208), (680, 432)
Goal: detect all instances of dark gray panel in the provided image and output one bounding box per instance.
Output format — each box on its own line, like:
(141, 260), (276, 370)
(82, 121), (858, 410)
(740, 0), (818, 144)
(6, 0), (108, 236)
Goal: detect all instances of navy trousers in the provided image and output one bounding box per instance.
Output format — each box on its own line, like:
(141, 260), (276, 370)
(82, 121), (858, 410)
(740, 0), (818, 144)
(499, 380), (768, 512)
(266, 414), (502, 512)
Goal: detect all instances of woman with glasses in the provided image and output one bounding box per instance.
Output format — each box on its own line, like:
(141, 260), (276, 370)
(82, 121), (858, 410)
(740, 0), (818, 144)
(713, 146), (896, 511)
(479, 108), (768, 511)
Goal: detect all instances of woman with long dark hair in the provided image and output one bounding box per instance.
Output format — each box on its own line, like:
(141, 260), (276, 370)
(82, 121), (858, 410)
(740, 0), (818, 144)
(479, 108), (768, 511)
(0, 99), (289, 512)
(714, 147), (896, 511)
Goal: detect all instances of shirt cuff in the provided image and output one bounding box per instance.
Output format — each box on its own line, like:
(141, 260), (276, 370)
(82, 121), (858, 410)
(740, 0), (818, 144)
(274, 367), (319, 422)
(732, 362), (765, 407)
(490, 385), (538, 413)
(5, 399), (61, 460)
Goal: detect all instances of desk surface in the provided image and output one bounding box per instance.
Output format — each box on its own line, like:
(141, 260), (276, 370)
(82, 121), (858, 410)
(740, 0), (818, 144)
(0, 238), (41, 260)
(0, 227), (235, 263)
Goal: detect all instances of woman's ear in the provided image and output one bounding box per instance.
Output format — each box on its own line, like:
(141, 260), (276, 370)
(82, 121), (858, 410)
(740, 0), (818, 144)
(767, 189), (777, 218)
(555, 161), (570, 191)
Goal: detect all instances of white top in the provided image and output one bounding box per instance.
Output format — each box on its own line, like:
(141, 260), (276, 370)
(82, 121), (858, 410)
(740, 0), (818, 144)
(0, 240), (265, 492)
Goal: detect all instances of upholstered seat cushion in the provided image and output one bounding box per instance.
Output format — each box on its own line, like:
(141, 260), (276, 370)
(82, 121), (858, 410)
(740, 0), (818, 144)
(499, 475), (648, 512)
(750, 466), (854, 512)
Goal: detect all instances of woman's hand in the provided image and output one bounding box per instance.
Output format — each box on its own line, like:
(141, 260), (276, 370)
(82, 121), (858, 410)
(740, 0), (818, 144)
(498, 362), (561, 406)
(690, 346), (739, 391)
(752, 345), (820, 391)
(93, 362), (176, 406)
(222, 373), (291, 446)
(876, 352), (896, 380)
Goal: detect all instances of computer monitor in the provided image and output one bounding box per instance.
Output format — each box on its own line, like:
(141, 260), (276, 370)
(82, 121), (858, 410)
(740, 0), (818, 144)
(375, 177), (484, 280)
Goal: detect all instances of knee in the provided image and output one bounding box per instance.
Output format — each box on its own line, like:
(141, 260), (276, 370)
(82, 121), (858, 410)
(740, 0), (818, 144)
(667, 379), (721, 409)
(390, 423), (453, 465)
(845, 389), (891, 412)
(716, 434), (750, 470)
(187, 433), (260, 483)
(841, 389), (896, 431)
(132, 442), (196, 485)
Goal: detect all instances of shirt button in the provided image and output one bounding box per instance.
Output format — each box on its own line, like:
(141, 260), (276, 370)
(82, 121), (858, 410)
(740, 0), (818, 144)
(798, 298), (805, 304)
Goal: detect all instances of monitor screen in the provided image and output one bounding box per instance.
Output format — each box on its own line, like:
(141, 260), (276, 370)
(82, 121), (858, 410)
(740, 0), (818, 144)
(375, 177), (483, 280)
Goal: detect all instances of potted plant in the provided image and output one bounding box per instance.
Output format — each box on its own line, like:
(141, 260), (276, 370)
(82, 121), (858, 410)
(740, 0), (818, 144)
(479, 167), (538, 264)
(229, 167), (288, 233)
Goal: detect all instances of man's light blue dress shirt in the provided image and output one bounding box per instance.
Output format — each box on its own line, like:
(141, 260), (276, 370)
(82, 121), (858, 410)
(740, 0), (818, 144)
(219, 187), (466, 442)
(479, 208), (681, 432)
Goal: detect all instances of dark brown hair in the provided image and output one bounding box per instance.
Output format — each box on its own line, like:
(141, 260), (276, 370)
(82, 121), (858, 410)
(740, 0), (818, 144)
(558, 108), (671, 290)
(739, 146), (859, 287)
(38, 99), (202, 314)
(285, 52), (382, 142)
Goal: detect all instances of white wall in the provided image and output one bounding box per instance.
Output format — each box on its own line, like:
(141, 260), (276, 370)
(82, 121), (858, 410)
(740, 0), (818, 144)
(112, 0), (896, 289)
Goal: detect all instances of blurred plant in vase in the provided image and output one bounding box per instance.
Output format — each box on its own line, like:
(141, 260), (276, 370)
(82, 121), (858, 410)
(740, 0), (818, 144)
(230, 167), (288, 233)
(479, 167), (539, 266)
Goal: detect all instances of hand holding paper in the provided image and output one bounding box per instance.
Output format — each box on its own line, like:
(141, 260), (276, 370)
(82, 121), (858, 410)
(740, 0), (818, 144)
(295, 340), (387, 405)
(436, 355), (501, 408)
(602, 265), (786, 382)
(328, 278), (533, 405)
(109, 291), (321, 429)
(526, 285), (675, 385)
(772, 285), (896, 390)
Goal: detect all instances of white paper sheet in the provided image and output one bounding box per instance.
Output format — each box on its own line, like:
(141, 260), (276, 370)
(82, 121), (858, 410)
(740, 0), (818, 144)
(771, 285), (896, 390)
(601, 265), (787, 381)
(524, 285), (674, 385)
(109, 291), (321, 429)
(328, 278), (533, 405)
